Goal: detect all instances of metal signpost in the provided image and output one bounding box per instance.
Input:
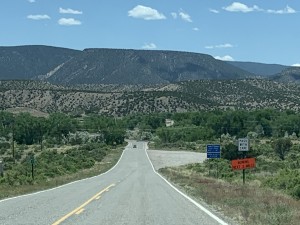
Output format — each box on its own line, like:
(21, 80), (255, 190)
(237, 138), (250, 184)
(206, 144), (221, 178)
(0, 160), (3, 177)
(30, 155), (35, 180)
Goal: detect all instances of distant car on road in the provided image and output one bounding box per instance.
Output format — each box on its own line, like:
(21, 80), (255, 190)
(133, 144), (137, 148)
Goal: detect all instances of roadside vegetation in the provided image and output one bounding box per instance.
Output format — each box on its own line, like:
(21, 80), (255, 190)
(135, 109), (300, 225)
(1, 109), (300, 224)
(0, 111), (126, 199)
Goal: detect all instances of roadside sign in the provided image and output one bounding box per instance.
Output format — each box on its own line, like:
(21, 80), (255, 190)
(238, 138), (249, 151)
(206, 144), (221, 159)
(231, 158), (256, 170)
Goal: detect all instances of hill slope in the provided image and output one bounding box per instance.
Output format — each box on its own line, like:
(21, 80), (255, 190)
(227, 61), (287, 77)
(0, 45), (253, 84)
(1, 79), (300, 116)
(47, 48), (253, 85)
(0, 45), (80, 80)
(271, 67), (300, 83)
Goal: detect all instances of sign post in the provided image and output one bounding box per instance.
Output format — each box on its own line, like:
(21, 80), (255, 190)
(238, 138), (250, 184)
(0, 160), (3, 177)
(30, 155), (35, 180)
(206, 144), (221, 178)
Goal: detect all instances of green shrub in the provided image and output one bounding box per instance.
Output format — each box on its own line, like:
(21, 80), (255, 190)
(264, 169), (300, 196)
(291, 185), (300, 199)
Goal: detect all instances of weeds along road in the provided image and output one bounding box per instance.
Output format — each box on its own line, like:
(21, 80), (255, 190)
(0, 141), (228, 225)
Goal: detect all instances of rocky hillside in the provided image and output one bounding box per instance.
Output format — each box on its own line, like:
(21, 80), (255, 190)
(1, 79), (300, 116)
(0, 45), (253, 84)
(0, 45), (80, 80)
(46, 48), (253, 85)
(271, 67), (300, 83)
(227, 61), (288, 77)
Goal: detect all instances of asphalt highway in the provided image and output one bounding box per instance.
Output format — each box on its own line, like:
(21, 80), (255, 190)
(0, 141), (228, 225)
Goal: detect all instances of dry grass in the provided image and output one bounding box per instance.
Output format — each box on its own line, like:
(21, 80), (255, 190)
(160, 167), (300, 225)
(5, 107), (49, 117)
(0, 148), (123, 200)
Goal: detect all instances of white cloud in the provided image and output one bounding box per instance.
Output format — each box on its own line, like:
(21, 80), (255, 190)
(193, 27), (199, 31)
(58, 18), (82, 26)
(59, 7), (83, 15)
(214, 55), (235, 61)
(27, 14), (50, 20)
(142, 43), (157, 50)
(28, 0), (36, 3)
(267, 5), (296, 14)
(223, 2), (262, 13)
(292, 63), (300, 67)
(128, 5), (166, 20)
(179, 11), (192, 22)
(171, 12), (177, 19)
(205, 43), (234, 49)
(209, 9), (220, 14)
(223, 3), (297, 15)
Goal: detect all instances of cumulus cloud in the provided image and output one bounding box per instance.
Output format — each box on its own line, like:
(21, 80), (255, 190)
(27, 14), (50, 20)
(223, 2), (297, 14)
(193, 27), (199, 31)
(223, 2), (262, 13)
(128, 5), (166, 20)
(171, 12), (177, 19)
(179, 11), (192, 22)
(292, 63), (300, 67)
(214, 55), (235, 61)
(209, 9), (220, 14)
(142, 43), (157, 50)
(205, 43), (234, 49)
(59, 7), (83, 15)
(267, 5), (296, 14)
(58, 18), (82, 26)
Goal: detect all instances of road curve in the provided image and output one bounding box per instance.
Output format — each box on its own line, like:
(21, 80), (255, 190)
(0, 141), (228, 225)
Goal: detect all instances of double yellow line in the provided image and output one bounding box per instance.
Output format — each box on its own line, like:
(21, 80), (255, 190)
(52, 183), (115, 225)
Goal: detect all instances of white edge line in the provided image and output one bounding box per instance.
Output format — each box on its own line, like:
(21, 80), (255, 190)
(0, 145), (127, 203)
(144, 143), (229, 225)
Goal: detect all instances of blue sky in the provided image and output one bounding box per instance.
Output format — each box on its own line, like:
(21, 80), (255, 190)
(0, 0), (299, 66)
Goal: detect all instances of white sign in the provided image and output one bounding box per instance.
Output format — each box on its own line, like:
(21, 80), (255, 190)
(238, 138), (249, 151)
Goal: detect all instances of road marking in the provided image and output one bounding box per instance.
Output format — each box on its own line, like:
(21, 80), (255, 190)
(0, 145), (127, 203)
(145, 145), (229, 225)
(51, 183), (115, 225)
(75, 208), (85, 215)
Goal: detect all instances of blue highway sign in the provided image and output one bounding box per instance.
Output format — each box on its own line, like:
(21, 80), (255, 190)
(206, 144), (221, 159)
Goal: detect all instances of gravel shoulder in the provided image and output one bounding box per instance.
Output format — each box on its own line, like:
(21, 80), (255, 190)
(147, 150), (206, 170)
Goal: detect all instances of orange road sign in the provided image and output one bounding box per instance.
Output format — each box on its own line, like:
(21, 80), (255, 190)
(231, 158), (256, 170)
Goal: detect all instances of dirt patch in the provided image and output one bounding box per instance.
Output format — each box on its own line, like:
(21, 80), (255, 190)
(147, 150), (206, 170)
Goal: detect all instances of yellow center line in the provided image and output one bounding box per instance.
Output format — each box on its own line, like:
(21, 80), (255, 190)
(52, 183), (115, 225)
(75, 208), (85, 215)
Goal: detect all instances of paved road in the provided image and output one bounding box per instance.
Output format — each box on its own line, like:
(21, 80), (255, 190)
(0, 141), (228, 225)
